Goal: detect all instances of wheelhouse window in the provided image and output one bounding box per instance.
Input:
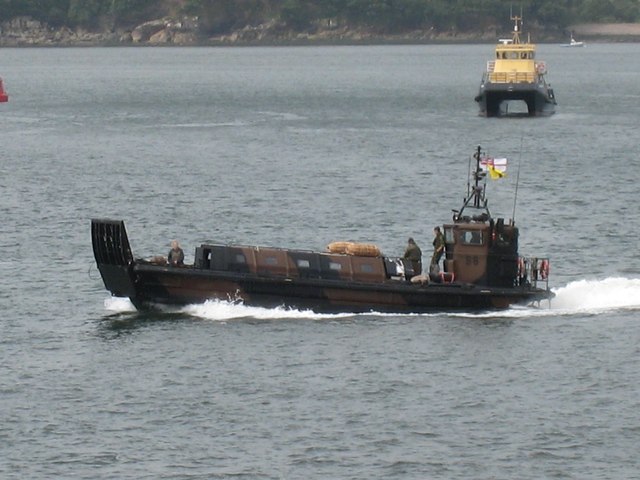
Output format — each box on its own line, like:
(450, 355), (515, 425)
(329, 262), (342, 271)
(235, 254), (246, 263)
(445, 228), (455, 243)
(297, 259), (311, 268)
(461, 230), (483, 245)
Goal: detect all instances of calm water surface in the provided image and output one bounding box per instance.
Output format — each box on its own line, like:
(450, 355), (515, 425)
(1, 44), (640, 479)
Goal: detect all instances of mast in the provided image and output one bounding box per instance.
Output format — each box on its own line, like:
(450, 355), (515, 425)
(511, 7), (523, 44)
(472, 145), (484, 209)
(453, 146), (491, 223)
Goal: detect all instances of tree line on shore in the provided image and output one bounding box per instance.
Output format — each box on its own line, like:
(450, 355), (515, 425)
(1, 0), (639, 36)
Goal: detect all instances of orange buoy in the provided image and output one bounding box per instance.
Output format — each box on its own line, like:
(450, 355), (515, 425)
(0, 78), (8, 102)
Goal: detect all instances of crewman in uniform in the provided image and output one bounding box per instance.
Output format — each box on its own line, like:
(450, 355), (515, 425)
(403, 237), (422, 276)
(431, 226), (445, 272)
(168, 240), (185, 266)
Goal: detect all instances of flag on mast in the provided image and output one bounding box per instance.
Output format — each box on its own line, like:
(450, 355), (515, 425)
(480, 156), (507, 179)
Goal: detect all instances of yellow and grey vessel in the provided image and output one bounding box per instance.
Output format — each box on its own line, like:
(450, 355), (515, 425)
(475, 14), (556, 117)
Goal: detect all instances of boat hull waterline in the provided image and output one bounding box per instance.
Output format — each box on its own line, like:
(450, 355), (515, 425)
(96, 256), (550, 313)
(475, 83), (556, 117)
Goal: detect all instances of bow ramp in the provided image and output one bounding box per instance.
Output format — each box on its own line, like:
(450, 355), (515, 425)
(91, 219), (136, 298)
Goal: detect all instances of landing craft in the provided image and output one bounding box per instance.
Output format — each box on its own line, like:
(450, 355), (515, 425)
(92, 146), (553, 314)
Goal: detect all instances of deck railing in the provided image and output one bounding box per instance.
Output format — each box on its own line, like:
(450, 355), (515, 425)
(518, 257), (551, 290)
(489, 71), (535, 83)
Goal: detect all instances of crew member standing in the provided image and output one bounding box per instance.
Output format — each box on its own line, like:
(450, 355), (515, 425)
(403, 237), (422, 276)
(168, 240), (185, 266)
(431, 226), (445, 271)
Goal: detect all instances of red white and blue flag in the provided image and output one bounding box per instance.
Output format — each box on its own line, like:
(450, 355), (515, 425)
(480, 156), (508, 179)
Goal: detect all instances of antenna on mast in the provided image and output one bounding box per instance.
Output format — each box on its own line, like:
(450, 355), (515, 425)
(466, 150), (473, 198)
(512, 137), (523, 222)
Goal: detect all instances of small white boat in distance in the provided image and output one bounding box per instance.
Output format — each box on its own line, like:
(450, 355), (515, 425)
(562, 35), (584, 47)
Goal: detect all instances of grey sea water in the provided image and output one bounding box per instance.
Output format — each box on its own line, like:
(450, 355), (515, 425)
(1, 44), (640, 479)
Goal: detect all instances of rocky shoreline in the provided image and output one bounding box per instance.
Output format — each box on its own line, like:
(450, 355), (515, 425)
(1, 16), (639, 47)
(0, 16), (499, 47)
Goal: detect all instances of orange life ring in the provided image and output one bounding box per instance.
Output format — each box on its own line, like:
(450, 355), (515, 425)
(518, 257), (525, 277)
(539, 259), (549, 280)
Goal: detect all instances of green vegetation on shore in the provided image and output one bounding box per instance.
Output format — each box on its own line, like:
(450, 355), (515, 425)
(1, 0), (639, 36)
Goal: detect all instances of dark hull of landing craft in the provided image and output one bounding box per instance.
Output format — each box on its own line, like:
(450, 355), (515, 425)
(475, 83), (556, 117)
(92, 220), (553, 314)
(100, 262), (551, 313)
